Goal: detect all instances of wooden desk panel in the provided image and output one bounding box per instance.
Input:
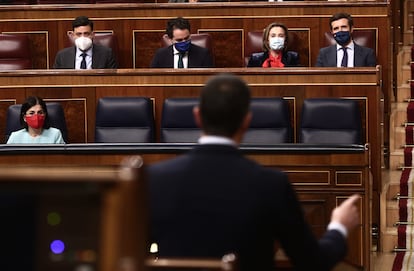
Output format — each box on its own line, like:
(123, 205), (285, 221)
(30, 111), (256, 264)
(0, 144), (371, 270)
(0, 67), (382, 191)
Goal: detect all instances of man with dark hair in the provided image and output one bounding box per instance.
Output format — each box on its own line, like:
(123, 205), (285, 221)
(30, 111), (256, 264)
(316, 12), (376, 67)
(147, 73), (359, 271)
(53, 16), (117, 69)
(150, 17), (213, 68)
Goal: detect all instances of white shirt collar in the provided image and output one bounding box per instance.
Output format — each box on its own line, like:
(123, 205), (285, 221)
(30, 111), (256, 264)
(336, 40), (354, 50)
(198, 135), (237, 147)
(76, 46), (93, 57)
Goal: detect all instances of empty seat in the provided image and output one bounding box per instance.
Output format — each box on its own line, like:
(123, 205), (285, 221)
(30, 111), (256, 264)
(0, 34), (32, 70)
(160, 98), (200, 143)
(243, 97), (292, 144)
(5, 102), (68, 143)
(299, 98), (362, 144)
(95, 97), (155, 143)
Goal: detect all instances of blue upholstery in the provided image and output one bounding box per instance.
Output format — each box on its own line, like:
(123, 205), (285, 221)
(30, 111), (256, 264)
(5, 102), (68, 143)
(243, 97), (292, 144)
(160, 98), (201, 143)
(299, 98), (363, 144)
(95, 97), (155, 143)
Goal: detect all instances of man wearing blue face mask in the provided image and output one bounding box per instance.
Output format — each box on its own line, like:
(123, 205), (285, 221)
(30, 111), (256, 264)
(316, 12), (376, 67)
(150, 17), (214, 68)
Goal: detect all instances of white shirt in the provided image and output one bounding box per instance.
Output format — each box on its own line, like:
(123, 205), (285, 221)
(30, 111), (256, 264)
(198, 135), (237, 146)
(75, 47), (93, 69)
(173, 46), (189, 69)
(336, 41), (355, 68)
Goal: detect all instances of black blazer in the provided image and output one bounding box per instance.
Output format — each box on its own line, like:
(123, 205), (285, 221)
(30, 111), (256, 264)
(247, 51), (300, 67)
(150, 43), (214, 68)
(53, 44), (118, 69)
(148, 144), (347, 271)
(316, 43), (376, 67)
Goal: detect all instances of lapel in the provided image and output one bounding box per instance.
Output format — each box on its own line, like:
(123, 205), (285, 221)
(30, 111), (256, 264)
(70, 47), (76, 69)
(354, 44), (362, 67)
(187, 44), (193, 68)
(91, 45), (97, 69)
(328, 46), (337, 67)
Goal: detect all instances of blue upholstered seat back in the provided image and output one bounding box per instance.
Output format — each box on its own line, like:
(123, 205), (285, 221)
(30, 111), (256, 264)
(243, 97), (292, 144)
(95, 97), (155, 143)
(299, 98), (363, 144)
(160, 98), (200, 143)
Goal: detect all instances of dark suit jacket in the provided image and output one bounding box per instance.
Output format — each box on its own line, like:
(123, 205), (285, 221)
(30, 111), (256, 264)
(148, 144), (347, 271)
(247, 51), (300, 67)
(150, 43), (214, 68)
(316, 43), (376, 67)
(53, 44), (118, 69)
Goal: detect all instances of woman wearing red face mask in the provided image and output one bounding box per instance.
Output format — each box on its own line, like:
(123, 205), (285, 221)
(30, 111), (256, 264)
(7, 96), (65, 144)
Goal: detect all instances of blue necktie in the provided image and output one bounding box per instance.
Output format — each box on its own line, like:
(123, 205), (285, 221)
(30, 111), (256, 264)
(341, 47), (348, 67)
(80, 53), (87, 69)
(178, 52), (184, 69)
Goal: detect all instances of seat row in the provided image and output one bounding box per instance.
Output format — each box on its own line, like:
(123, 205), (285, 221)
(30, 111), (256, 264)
(4, 97), (363, 145)
(0, 28), (377, 69)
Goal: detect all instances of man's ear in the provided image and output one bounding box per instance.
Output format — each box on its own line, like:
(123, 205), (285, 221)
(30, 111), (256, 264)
(241, 111), (252, 131)
(193, 106), (202, 128)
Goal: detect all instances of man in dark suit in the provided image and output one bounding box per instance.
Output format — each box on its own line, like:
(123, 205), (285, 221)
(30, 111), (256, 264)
(147, 73), (359, 271)
(53, 16), (117, 69)
(316, 12), (376, 67)
(150, 17), (213, 68)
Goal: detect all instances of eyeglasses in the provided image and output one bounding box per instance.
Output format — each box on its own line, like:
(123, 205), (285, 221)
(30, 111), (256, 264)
(26, 110), (45, 116)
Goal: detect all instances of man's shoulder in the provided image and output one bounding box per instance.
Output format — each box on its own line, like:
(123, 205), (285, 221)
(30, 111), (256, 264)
(189, 43), (210, 53)
(318, 44), (335, 53)
(93, 43), (113, 53)
(354, 43), (374, 52)
(154, 45), (172, 56)
(56, 46), (75, 55)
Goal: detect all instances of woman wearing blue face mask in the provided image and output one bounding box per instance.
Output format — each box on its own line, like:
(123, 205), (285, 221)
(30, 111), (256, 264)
(247, 22), (300, 68)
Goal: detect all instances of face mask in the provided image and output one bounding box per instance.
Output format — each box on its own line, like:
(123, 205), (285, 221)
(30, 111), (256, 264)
(333, 31), (351, 46)
(174, 40), (191, 53)
(75, 36), (93, 51)
(25, 114), (45, 129)
(269, 37), (285, 51)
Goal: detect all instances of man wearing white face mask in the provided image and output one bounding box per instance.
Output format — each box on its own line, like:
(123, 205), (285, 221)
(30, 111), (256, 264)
(53, 16), (118, 69)
(247, 22), (300, 68)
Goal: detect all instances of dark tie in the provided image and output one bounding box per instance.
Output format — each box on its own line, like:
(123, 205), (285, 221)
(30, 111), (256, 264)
(80, 52), (87, 69)
(341, 47), (348, 67)
(178, 52), (184, 69)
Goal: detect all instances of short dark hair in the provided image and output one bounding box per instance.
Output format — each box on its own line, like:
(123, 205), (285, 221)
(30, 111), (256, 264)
(166, 17), (191, 39)
(72, 16), (94, 31)
(329, 12), (353, 30)
(262, 22), (289, 52)
(199, 73), (251, 137)
(20, 96), (50, 130)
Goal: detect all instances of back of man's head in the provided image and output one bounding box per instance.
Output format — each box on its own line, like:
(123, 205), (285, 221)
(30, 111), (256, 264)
(73, 16), (94, 31)
(166, 17), (191, 39)
(199, 73), (251, 137)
